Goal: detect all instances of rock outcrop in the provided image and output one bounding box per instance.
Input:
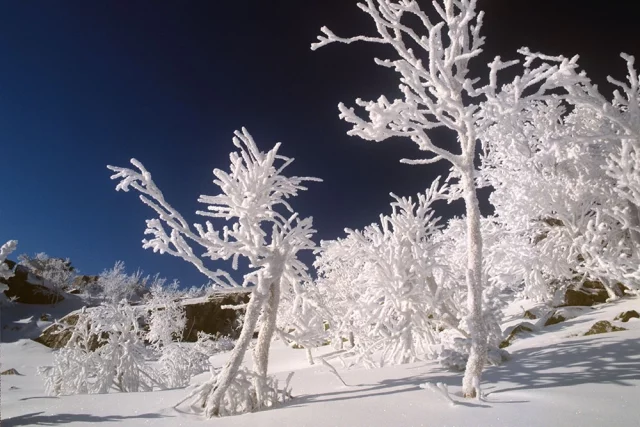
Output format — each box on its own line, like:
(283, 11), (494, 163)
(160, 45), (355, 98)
(67, 275), (99, 294)
(562, 280), (626, 307)
(0, 265), (64, 305)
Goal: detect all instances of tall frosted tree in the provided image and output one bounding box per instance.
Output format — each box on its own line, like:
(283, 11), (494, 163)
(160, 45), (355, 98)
(312, 0), (578, 397)
(108, 128), (320, 416)
(312, 0), (490, 397)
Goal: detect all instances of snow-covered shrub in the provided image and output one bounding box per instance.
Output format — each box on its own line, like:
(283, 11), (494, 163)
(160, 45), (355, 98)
(87, 261), (149, 305)
(183, 284), (208, 298)
(276, 281), (330, 360)
(155, 344), (202, 389)
(39, 307), (95, 395)
(156, 332), (236, 389)
(144, 279), (186, 349)
(437, 333), (471, 372)
(315, 182), (471, 366)
(145, 284), (235, 389)
(312, 191), (516, 371)
(40, 302), (160, 395)
(437, 325), (508, 371)
(109, 128), (320, 416)
(18, 252), (75, 283)
(40, 266), (240, 396)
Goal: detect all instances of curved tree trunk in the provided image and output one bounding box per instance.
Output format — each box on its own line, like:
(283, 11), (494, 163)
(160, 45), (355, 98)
(460, 169), (488, 398)
(203, 289), (267, 417)
(626, 201), (640, 251)
(252, 279), (281, 408)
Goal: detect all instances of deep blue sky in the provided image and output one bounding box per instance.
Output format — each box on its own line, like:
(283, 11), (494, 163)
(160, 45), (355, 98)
(1, 1), (637, 288)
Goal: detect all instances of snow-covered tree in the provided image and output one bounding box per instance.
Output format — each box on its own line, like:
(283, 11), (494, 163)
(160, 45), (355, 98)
(108, 128), (320, 416)
(433, 217), (512, 369)
(312, 0), (582, 396)
(311, 0), (489, 396)
(480, 53), (640, 300)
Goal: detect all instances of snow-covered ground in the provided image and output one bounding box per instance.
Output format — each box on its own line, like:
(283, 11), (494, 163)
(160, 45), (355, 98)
(2, 296), (640, 427)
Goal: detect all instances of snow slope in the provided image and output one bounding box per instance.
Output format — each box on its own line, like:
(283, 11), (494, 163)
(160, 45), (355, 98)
(2, 297), (639, 427)
(1, 295), (87, 343)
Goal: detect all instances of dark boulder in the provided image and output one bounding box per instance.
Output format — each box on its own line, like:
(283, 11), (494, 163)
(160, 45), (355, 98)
(500, 323), (535, 348)
(0, 265), (64, 304)
(181, 291), (250, 342)
(563, 281), (609, 307)
(544, 306), (591, 327)
(614, 310), (640, 323)
(584, 320), (626, 336)
(544, 313), (566, 326)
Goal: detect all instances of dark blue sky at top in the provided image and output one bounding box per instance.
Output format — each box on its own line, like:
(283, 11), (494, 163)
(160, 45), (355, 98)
(0, 1), (637, 288)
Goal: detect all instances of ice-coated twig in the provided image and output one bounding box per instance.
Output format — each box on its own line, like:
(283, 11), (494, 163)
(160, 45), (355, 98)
(320, 358), (348, 387)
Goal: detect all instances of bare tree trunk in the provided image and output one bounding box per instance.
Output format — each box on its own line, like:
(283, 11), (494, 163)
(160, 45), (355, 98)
(203, 290), (267, 417)
(460, 169), (488, 399)
(626, 201), (640, 249)
(252, 280), (281, 408)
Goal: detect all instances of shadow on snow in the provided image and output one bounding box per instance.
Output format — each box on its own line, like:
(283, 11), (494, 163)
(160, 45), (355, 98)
(2, 411), (170, 426)
(285, 332), (639, 410)
(484, 333), (640, 395)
